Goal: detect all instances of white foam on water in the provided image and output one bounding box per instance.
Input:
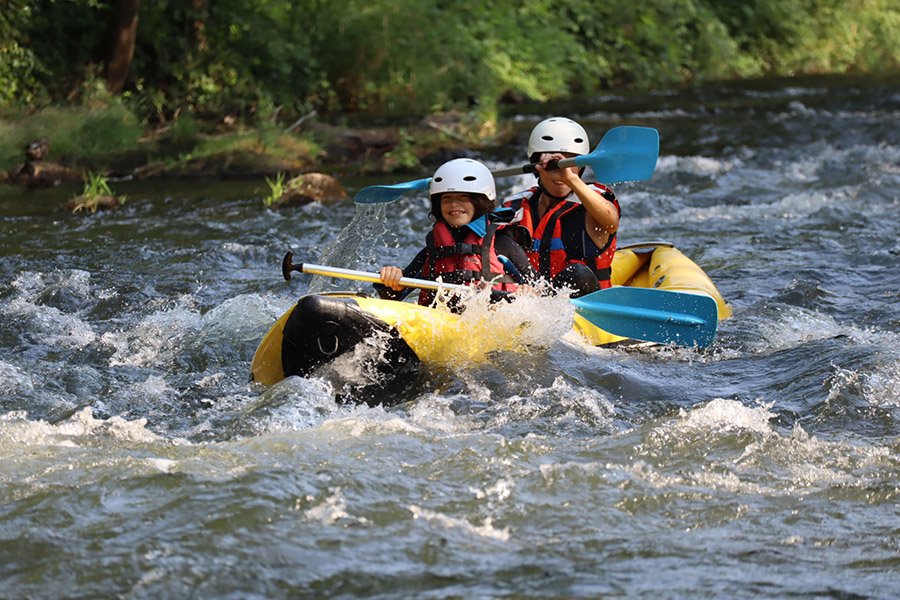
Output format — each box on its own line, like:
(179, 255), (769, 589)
(4, 298), (97, 349)
(3, 270), (99, 349)
(865, 362), (900, 408)
(754, 304), (845, 352)
(582, 110), (623, 120)
(239, 375), (396, 435)
(302, 487), (370, 527)
(0, 360), (35, 394)
(609, 397), (899, 498)
(320, 406), (426, 439)
(630, 108), (692, 119)
(654, 154), (740, 176)
(0, 409), (184, 497)
(759, 299), (900, 351)
(199, 292), (294, 344)
(0, 407), (164, 449)
(408, 504), (511, 541)
(524, 376), (616, 424)
(410, 375), (617, 437)
(827, 360), (900, 409)
(100, 292), (292, 368)
(9, 268), (94, 302)
(589, 399), (784, 496)
(675, 397), (776, 436)
(641, 143), (898, 227)
(745, 87), (829, 99)
(641, 185), (847, 228)
(469, 478), (515, 502)
(406, 393), (482, 433)
(102, 306), (202, 367)
(783, 154), (822, 183)
(219, 241), (255, 254)
(132, 374), (179, 402)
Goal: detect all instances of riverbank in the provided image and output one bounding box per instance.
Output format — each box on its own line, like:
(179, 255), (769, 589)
(0, 105), (515, 191)
(4, 71), (899, 200)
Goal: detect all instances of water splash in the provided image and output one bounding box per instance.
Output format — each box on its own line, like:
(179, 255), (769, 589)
(310, 203), (395, 294)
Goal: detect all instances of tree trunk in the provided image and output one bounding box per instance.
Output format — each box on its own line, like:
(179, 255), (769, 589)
(106, 0), (141, 93)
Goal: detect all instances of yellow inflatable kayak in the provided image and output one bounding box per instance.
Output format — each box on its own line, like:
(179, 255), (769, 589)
(250, 242), (731, 386)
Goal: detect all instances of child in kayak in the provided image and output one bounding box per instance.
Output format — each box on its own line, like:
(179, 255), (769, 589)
(502, 117), (620, 298)
(377, 158), (538, 305)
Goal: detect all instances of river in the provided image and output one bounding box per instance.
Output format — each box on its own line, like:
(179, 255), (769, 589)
(1, 74), (899, 599)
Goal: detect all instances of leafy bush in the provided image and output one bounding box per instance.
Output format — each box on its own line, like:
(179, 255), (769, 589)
(3, 0), (899, 122)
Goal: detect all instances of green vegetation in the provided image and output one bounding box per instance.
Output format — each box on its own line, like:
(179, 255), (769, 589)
(1, 0), (898, 176)
(4, 0), (897, 118)
(0, 101), (143, 170)
(68, 171), (126, 213)
(382, 130), (421, 172)
(0, 101), (321, 175)
(263, 172), (287, 207)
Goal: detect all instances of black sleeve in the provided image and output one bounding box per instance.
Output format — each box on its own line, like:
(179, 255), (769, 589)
(374, 247), (429, 301)
(494, 230), (539, 284)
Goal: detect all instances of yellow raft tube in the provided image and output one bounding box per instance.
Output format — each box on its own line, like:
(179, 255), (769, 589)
(250, 242), (731, 386)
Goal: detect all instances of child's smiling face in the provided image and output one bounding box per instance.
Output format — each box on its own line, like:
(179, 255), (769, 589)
(440, 193), (476, 228)
(536, 152), (579, 198)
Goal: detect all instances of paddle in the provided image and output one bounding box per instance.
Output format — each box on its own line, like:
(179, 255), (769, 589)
(351, 125), (660, 204)
(571, 287), (718, 348)
(283, 252), (469, 293)
(281, 253), (717, 348)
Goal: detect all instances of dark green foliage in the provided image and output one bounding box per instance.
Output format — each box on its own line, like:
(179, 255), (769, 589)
(2, 0), (899, 121)
(561, 0), (738, 88)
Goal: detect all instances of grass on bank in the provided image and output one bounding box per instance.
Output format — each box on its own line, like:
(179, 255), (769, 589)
(0, 101), (143, 171)
(0, 101), (323, 177)
(0, 96), (503, 180)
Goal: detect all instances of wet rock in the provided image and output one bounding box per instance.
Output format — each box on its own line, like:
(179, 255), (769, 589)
(276, 172), (348, 206)
(62, 194), (123, 213)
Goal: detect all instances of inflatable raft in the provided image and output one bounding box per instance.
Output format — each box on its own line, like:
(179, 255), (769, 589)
(250, 242), (731, 386)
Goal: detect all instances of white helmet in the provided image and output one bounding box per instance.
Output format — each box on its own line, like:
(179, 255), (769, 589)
(429, 158), (496, 202)
(527, 117), (590, 161)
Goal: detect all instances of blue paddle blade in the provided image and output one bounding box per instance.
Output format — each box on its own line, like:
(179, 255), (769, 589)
(575, 126), (659, 183)
(570, 286), (718, 348)
(352, 177), (431, 204)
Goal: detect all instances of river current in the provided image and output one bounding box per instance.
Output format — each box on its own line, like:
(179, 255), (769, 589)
(1, 75), (899, 599)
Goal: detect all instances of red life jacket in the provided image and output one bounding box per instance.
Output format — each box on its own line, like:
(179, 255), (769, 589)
(419, 219), (518, 305)
(503, 184), (619, 288)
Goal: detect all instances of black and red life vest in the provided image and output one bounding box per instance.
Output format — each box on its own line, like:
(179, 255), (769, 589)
(419, 216), (518, 305)
(502, 184), (619, 288)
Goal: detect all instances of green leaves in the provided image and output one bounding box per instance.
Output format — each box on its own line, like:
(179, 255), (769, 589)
(5, 0), (900, 119)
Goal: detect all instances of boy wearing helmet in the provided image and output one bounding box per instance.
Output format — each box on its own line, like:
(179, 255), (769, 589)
(378, 158), (537, 306)
(502, 117), (620, 297)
